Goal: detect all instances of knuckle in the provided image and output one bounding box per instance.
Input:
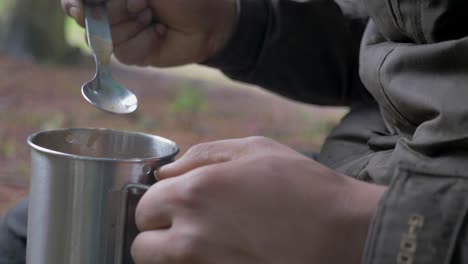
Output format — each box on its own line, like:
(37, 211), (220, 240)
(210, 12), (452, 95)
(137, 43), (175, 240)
(174, 171), (216, 209)
(170, 232), (202, 262)
(243, 136), (277, 155)
(185, 177), (206, 197)
(252, 152), (281, 168)
(185, 141), (230, 164)
(175, 177), (205, 208)
(186, 142), (212, 157)
(185, 143), (211, 163)
(246, 136), (274, 146)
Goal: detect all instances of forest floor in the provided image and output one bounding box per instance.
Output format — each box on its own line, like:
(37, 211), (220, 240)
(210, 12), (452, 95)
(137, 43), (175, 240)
(0, 54), (347, 216)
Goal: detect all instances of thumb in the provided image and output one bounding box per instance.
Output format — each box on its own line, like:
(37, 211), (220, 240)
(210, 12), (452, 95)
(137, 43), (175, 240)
(156, 148), (230, 181)
(157, 139), (246, 180)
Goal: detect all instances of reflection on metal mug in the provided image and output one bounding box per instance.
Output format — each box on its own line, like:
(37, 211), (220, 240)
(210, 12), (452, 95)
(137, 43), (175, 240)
(26, 128), (179, 264)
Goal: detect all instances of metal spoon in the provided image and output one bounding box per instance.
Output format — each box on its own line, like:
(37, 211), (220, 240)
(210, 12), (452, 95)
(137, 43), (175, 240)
(82, 4), (138, 114)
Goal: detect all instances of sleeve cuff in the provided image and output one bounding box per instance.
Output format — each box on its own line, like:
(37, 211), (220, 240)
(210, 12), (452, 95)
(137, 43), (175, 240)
(202, 0), (269, 75)
(363, 165), (468, 263)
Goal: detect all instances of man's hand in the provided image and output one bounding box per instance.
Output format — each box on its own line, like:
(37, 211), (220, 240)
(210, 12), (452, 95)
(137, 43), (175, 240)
(132, 136), (387, 264)
(61, 0), (237, 66)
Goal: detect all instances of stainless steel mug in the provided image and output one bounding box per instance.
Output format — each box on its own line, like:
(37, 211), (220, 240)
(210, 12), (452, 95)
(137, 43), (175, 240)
(26, 128), (179, 264)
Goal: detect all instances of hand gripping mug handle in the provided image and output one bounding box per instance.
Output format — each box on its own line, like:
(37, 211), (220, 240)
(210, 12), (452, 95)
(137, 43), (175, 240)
(115, 183), (151, 263)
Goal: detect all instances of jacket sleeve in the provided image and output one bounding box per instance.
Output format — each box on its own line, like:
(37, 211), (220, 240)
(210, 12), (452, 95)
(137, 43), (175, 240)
(357, 5), (468, 261)
(362, 165), (468, 264)
(0, 198), (28, 264)
(204, 0), (373, 106)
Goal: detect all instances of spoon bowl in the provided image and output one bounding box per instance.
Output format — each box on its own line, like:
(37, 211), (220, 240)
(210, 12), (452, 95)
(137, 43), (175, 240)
(82, 71), (138, 114)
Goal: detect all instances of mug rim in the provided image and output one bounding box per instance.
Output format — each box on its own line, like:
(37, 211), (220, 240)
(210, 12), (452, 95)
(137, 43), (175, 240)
(27, 128), (180, 163)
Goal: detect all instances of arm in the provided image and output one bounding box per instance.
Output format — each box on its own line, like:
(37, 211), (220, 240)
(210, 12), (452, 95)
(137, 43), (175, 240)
(206, 0), (372, 106)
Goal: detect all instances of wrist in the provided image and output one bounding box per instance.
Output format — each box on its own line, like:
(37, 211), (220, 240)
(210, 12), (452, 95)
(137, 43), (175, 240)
(335, 176), (387, 263)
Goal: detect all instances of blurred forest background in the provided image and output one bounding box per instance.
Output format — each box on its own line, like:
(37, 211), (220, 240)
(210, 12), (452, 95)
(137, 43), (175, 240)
(0, 0), (347, 215)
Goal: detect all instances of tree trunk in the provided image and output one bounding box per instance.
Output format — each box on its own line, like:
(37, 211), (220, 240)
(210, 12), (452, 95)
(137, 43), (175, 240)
(0, 0), (80, 64)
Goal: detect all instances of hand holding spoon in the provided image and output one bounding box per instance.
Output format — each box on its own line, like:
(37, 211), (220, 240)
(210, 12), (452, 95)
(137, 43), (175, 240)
(82, 3), (138, 114)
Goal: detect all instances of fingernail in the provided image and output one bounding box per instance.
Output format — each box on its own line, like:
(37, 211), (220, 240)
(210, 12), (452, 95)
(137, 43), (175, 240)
(69, 6), (80, 19)
(154, 168), (161, 180)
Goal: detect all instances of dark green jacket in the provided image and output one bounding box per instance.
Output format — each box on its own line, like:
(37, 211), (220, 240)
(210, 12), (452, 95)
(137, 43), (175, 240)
(207, 0), (468, 262)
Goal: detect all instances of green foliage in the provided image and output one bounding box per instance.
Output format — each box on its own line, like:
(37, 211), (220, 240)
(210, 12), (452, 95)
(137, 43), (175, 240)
(135, 116), (158, 130)
(169, 82), (207, 129)
(40, 113), (65, 130)
(1, 140), (17, 158)
(14, 161), (30, 179)
(169, 82), (207, 115)
(65, 17), (90, 53)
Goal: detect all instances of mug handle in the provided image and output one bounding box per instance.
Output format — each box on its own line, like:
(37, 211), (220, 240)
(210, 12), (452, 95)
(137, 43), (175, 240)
(115, 183), (151, 264)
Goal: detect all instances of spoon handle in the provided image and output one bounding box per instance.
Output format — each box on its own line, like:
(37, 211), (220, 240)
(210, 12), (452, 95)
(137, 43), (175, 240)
(84, 4), (113, 69)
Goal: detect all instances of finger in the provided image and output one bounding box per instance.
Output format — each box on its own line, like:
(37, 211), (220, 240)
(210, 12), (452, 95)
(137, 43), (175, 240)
(62, 0), (85, 26)
(113, 24), (163, 65)
(107, 0), (132, 25)
(111, 18), (150, 46)
(127, 0), (148, 14)
(158, 139), (245, 180)
(131, 230), (172, 264)
(135, 179), (178, 232)
(62, 0), (129, 28)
